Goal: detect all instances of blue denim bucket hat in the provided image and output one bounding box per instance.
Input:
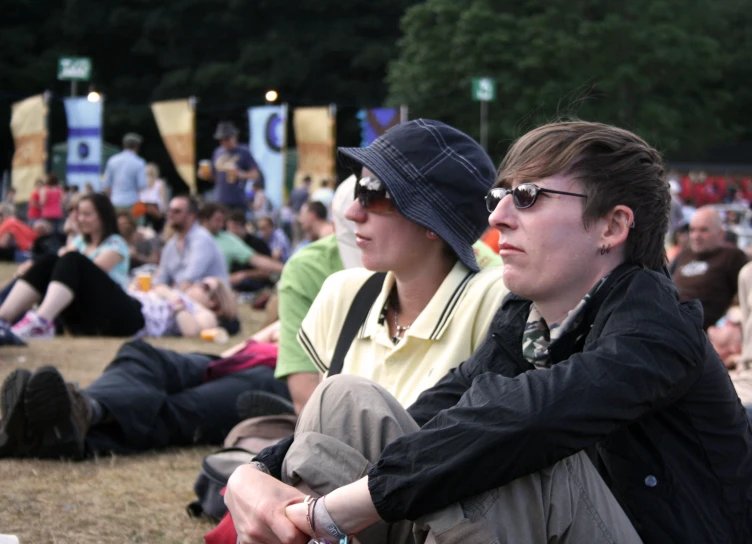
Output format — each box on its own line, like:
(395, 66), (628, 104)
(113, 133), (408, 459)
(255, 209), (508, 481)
(338, 119), (496, 271)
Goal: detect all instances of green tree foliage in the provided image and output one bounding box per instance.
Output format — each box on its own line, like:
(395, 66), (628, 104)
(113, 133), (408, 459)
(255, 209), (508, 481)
(0, 0), (416, 190)
(387, 0), (751, 161)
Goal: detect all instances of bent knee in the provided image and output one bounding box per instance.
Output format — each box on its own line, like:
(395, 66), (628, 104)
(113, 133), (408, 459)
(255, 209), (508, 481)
(58, 251), (87, 263)
(314, 374), (389, 410)
(318, 374), (378, 398)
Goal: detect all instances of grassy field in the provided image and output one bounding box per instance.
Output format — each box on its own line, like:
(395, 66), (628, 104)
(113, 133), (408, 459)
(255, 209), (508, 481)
(0, 263), (267, 543)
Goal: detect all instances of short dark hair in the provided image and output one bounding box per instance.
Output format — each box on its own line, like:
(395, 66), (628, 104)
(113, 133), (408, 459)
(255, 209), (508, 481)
(173, 195), (200, 216)
(116, 210), (137, 228)
(45, 173), (60, 186)
(226, 209), (247, 225)
(496, 121), (668, 270)
(198, 202), (226, 222)
(79, 193), (118, 244)
(116, 211), (137, 236)
(256, 215), (274, 229)
(305, 201), (328, 221)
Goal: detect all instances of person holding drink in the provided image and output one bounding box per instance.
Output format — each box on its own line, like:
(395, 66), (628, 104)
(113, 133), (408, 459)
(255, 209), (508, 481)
(198, 122), (261, 213)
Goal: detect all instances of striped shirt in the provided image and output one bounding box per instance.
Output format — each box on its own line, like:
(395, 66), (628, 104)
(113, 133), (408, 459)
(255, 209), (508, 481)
(298, 261), (508, 407)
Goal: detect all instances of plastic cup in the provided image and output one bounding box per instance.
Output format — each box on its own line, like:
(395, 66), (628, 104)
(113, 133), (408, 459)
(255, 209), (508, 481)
(198, 160), (212, 180)
(136, 273), (152, 292)
(200, 327), (229, 344)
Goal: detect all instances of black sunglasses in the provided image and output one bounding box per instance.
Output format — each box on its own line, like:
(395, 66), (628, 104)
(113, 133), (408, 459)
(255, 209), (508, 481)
(485, 183), (587, 212)
(354, 176), (396, 215)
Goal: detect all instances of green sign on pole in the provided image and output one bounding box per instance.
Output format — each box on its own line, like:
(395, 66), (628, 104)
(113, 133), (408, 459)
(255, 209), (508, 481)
(472, 77), (496, 102)
(57, 57), (92, 82)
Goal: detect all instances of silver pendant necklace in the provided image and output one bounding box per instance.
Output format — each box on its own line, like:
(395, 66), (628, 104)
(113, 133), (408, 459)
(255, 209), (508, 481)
(391, 294), (411, 344)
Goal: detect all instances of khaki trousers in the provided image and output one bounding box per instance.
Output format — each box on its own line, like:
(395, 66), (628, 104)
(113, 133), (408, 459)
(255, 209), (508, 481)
(281, 375), (642, 544)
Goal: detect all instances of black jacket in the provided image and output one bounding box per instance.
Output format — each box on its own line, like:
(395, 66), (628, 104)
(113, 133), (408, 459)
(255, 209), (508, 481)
(368, 265), (752, 543)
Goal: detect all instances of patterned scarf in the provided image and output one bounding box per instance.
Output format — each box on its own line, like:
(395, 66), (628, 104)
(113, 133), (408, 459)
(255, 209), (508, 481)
(522, 276), (609, 369)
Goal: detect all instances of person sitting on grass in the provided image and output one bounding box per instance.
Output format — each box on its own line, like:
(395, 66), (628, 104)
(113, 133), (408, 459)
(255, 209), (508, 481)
(116, 211), (161, 270)
(198, 203), (284, 293)
(0, 203), (37, 262)
(255, 215), (291, 263)
(212, 119), (508, 543)
(152, 195), (228, 290)
(0, 192), (141, 342)
(226, 209), (271, 257)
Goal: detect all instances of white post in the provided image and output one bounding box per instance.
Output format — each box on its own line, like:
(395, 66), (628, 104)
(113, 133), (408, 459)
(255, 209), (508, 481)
(480, 100), (488, 151)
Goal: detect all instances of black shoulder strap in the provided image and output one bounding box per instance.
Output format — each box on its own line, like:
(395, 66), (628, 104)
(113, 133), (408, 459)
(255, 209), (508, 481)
(328, 272), (387, 376)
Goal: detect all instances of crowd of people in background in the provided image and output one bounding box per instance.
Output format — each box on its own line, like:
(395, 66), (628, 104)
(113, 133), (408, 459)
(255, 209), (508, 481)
(0, 121), (342, 344)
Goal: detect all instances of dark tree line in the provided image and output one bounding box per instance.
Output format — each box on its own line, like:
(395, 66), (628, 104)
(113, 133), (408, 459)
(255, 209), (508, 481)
(387, 0), (752, 165)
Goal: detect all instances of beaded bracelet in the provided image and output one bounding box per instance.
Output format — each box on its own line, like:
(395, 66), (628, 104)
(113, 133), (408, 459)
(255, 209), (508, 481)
(304, 495), (317, 538)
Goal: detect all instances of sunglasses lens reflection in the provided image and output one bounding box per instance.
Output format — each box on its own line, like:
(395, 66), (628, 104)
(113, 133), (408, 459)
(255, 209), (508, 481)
(486, 184), (540, 212)
(514, 185), (538, 208)
(355, 178), (395, 215)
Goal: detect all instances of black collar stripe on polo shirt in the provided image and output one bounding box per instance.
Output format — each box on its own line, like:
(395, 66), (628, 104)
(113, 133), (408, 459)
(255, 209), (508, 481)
(358, 303), (377, 339)
(297, 329), (328, 373)
(430, 271), (476, 340)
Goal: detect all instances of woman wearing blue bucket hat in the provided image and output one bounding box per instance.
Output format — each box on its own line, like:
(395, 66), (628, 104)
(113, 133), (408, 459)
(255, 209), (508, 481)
(224, 119), (509, 543)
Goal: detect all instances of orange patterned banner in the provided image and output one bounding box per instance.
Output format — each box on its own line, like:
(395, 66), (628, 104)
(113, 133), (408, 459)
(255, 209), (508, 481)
(151, 99), (196, 193)
(293, 107), (335, 188)
(10, 94), (48, 202)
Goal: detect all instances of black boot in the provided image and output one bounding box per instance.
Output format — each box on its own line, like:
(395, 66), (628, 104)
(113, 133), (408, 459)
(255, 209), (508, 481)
(23, 366), (92, 460)
(0, 368), (32, 457)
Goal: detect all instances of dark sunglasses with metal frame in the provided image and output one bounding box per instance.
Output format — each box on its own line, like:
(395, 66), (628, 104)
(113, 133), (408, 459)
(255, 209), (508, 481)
(485, 183), (587, 212)
(354, 176), (397, 215)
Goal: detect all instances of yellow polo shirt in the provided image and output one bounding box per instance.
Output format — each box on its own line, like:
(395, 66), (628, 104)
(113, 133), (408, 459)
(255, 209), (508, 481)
(298, 261), (508, 407)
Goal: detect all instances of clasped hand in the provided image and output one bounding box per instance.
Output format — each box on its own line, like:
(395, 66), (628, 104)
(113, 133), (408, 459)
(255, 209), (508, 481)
(225, 463), (313, 544)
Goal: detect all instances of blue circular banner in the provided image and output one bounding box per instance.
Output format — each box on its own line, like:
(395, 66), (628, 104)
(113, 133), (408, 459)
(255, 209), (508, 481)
(77, 141), (90, 159)
(265, 113), (283, 153)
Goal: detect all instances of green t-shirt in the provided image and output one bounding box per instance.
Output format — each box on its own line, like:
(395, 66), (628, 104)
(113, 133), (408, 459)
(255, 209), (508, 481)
(214, 230), (255, 271)
(276, 234), (344, 379)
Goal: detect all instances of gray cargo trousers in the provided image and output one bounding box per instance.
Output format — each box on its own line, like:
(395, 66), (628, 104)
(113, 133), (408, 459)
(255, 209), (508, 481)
(280, 375), (642, 544)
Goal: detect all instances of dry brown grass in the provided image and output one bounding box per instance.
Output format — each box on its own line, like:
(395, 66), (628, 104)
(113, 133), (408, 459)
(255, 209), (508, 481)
(0, 263), (267, 543)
